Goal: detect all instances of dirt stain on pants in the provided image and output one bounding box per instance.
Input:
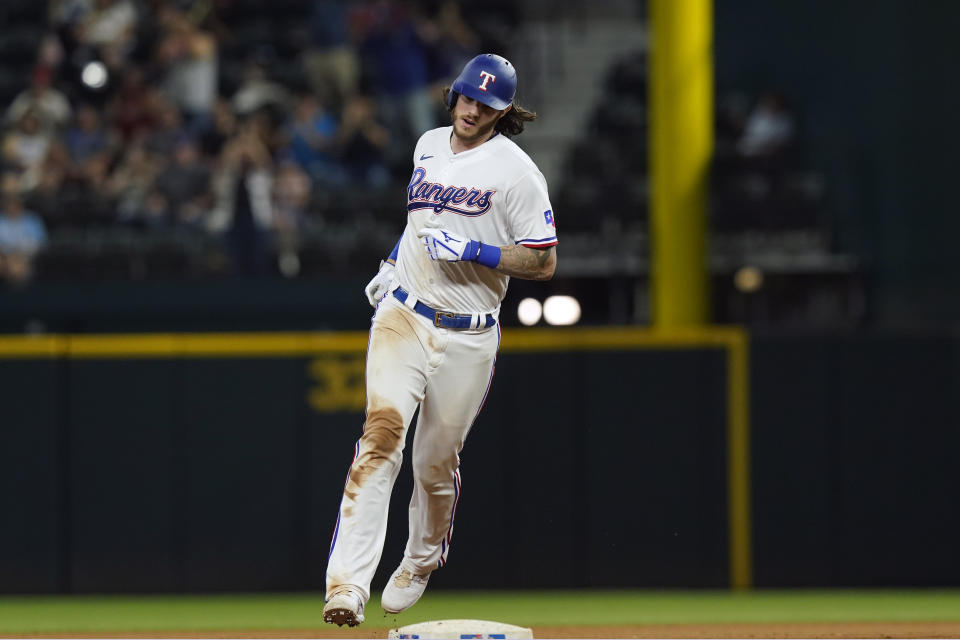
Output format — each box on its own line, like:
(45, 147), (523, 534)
(342, 404), (405, 515)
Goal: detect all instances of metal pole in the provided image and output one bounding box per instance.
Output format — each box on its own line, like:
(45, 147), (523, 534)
(648, 0), (713, 326)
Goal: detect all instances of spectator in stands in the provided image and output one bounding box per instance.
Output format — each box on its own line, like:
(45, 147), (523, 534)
(231, 57), (291, 121)
(144, 96), (189, 156)
(0, 189), (48, 286)
(37, 32), (66, 72)
(63, 103), (119, 190)
(417, 0), (479, 89)
(273, 158), (310, 232)
(138, 190), (170, 229)
(50, 0), (90, 26)
(336, 92), (390, 188)
(354, 0), (436, 160)
(207, 114), (275, 275)
(108, 67), (159, 143)
(738, 91), (796, 159)
(2, 111), (55, 192)
(283, 93), (341, 182)
(199, 98), (238, 157)
(153, 137), (211, 228)
(11, 0), (521, 282)
(5, 66), (73, 134)
(273, 158), (311, 276)
(156, 5), (218, 137)
(106, 140), (163, 227)
(76, 0), (139, 70)
(301, 0), (361, 110)
(710, 90), (801, 226)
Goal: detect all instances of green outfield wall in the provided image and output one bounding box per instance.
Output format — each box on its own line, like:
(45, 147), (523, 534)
(1, 329), (958, 593)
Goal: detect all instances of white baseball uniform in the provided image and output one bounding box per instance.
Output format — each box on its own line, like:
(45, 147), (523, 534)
(325, 126), (557, 604)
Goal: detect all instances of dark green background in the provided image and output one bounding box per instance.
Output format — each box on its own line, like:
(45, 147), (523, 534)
(3, 338), (960, 593)
(2, 349), (729, 593)
(715, 0), (960, 327)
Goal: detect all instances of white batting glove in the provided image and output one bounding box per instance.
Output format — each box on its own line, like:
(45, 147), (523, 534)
(364, 260), (395, 307)
(417, 217), (481, 263)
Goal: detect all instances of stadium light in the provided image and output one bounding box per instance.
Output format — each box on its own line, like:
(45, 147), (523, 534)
(734, 265), (764, 293)
(81, 61), (109, 90)
(517, 297), (542, 326)
(543, 295), (581, 326)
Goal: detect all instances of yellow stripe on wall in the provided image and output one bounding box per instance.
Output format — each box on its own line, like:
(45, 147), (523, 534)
(724, 329), (752, 590)
(0, 332), (369, 358)
(1, 327), (742, 356)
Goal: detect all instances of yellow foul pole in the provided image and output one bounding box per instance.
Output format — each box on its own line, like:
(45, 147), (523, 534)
(648, 0), (713, 326)
(650, 0), (754, 591)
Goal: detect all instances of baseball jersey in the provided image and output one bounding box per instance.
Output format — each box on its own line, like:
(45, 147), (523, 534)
(395, 126), (557, 315)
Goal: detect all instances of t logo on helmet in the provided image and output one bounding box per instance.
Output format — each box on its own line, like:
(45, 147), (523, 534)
(478, 70), (496, 91)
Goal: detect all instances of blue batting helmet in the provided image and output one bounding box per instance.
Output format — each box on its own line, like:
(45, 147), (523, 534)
(447, 53), (517, 111)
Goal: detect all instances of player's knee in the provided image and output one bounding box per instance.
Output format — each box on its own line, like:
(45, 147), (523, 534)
(413, 457), (457, 488)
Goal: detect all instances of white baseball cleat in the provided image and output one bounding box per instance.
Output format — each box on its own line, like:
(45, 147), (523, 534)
(381, 565), (432, 614)
(323, 588), (365, 627)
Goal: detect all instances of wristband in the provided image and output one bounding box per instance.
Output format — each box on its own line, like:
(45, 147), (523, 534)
(462, 239), (481, 261)
(475, 242), (501, 269)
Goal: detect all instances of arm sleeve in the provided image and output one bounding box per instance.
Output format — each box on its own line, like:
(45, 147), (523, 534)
(506, 171), (558, 249)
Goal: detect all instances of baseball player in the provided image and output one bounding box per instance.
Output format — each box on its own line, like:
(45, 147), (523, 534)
(323, 53), (557, 627)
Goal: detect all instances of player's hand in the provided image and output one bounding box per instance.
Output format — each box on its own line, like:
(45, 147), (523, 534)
(364, 260), (395, 307)
(417, 217), (481, 263)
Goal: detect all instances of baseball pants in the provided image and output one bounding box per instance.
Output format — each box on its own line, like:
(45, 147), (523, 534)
(326, 293), (499, 603)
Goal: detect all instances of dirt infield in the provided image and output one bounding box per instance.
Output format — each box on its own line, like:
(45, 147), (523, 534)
(9, 621), (960, 639)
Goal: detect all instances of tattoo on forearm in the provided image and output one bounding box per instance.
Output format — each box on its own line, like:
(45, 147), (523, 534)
(496, 245), (555, 280)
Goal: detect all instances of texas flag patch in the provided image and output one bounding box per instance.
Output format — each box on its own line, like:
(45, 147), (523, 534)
(544, 209), (555, 227)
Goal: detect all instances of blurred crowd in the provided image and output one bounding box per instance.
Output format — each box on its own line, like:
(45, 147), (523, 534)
(0, 0), (822, 290)
(556, 48), (816, 242)
(0, 0), (514, 284)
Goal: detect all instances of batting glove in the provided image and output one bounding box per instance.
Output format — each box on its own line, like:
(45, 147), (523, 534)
(417, 217), (483, 263)
(364, 260), (396, 307)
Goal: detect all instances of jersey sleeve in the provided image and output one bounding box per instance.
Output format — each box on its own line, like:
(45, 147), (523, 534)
(505, 171), (558, 248)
